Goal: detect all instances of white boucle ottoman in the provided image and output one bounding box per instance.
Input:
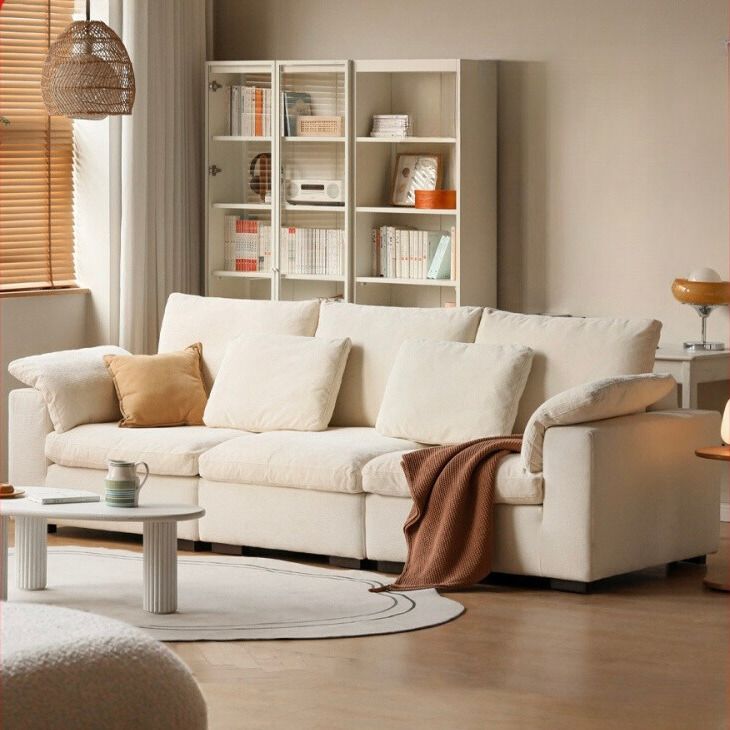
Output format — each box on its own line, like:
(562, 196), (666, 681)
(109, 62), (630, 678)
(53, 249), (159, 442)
(1, 603), (207, 730)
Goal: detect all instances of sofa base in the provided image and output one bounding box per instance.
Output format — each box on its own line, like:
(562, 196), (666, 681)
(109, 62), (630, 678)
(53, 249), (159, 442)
(549, 579), (592, 594)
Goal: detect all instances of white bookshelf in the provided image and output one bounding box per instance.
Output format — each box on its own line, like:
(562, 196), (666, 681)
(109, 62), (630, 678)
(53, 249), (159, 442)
(205, 59), (496, 308)
(353, 59), (496, 308)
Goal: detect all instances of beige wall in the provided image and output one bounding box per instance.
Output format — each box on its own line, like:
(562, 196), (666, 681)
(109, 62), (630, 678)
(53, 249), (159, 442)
(213, 0), (729, 347)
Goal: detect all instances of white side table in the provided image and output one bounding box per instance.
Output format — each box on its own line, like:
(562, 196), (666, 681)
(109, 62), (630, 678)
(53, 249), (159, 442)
(0, 492), (204, 614)
(654, 347), (730, 409)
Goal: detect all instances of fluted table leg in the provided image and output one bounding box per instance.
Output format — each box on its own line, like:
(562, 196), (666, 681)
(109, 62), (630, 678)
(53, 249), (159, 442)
(16, 516), (47, 590)
(143, 521), (177, 614)
(0, 516), (8, 600)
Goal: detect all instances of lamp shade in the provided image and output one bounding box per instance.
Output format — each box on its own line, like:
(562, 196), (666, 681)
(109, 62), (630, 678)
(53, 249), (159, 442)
(41, 20), (135, 120)
(671, 278), (730, 306)
(722, 401), (730, 445)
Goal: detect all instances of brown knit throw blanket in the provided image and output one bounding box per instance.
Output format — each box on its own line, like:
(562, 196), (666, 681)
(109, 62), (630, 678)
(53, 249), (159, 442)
(371, 436), (523, 593)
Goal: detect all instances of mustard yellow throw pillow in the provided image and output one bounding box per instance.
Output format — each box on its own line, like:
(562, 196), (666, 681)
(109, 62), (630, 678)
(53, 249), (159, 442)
(104, 344), (208, 427)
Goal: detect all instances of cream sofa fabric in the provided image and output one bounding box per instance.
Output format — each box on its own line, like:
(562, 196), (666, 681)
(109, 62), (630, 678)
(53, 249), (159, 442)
(362, 451), (544, 505)
(45, 465), (200, 541)
(522, 373), (676, 473)
(365, 494), (544, 573)
(8, 389), (52, 487)
(8, 346), (127, 433)
(45, 423), (245, 477)
(199, 480), (367, 558)
(475, 309), (661, 430)
(315, 301), (482, 427)
(1, 603), (207, 730)
(376, 339), (533, 444)
(204, 333), (351, 432)
(539, 410), (720, 582)
(158, 293), (320, 389)
(199, 427), (422, 493)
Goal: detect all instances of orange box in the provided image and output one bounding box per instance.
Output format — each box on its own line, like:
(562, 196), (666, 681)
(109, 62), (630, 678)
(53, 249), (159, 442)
(414, 189), (456, 209)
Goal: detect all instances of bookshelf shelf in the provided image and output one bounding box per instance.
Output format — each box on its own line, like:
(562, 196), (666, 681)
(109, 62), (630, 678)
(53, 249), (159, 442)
(212, 135), (272, 142)
(283, 203), (346, 212)
(355, 206), (456, 216)
(283, 136), (345, 143)
(356, 136), (456, 144)
(282, 274), (345, 282)
(213, 270), (272, 279)
(356, 277), (456, 287)
(205, 59), (495, 308)
(212, 203), (271, 210)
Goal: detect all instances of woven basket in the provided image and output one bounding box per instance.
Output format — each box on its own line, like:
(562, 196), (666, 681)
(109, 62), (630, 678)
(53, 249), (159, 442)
(297, 116), (343, 137)
(42, 20), (135, 120)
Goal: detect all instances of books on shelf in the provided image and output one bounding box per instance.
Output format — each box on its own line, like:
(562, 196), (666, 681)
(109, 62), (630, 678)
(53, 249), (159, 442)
(26, 488), (101, 505)
(370, 114), (411, 138)
(282, 91), (312, 136)
(228, 85), (271, 137)
(224, 216), (272, 272)
(281, 227), (344, 276)
(371, 226), (455, 280)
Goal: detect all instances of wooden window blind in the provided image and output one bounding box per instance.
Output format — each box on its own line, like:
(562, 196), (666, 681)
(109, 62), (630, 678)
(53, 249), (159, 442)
(0, 0), (76, 291)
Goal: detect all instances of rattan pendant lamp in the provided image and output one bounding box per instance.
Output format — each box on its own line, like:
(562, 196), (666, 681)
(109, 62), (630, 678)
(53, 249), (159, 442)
(41, 0), (135, 120)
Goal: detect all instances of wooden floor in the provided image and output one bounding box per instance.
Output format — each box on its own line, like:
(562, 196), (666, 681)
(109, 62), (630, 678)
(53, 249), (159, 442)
(39, 525), (730, 730)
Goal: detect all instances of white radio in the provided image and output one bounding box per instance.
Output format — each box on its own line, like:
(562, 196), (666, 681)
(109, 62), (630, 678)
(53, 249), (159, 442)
(285, 179), (344, 205)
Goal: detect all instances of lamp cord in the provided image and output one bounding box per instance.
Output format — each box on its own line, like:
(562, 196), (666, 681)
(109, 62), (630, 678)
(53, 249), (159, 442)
(86, 0), (90, 21)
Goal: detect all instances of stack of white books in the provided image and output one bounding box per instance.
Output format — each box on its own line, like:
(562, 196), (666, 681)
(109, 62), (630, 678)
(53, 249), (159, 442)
(281, 227), (344, 276)
(371, 226), (455, 280)
(370, 114), (411, 138)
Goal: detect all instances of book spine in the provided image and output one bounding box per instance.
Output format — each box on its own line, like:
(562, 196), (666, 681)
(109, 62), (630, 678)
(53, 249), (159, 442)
(255, 87), (263, 136)
(450, 225), (457, 280)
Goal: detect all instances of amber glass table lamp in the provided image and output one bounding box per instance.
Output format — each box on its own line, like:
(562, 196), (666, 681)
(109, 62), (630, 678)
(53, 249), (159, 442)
(671, 268), (730, 351)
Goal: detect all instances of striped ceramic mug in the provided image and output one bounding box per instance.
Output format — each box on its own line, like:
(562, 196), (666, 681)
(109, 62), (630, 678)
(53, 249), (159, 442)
(105, 460), (149, 507)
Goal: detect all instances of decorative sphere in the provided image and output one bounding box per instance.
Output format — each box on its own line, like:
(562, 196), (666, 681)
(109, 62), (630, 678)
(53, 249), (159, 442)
(688, 267), (722, 283)
(722, 401), (730, 445)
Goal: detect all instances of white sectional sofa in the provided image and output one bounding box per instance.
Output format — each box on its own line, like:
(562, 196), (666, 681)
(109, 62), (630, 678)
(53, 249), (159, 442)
(8, 294), (721, 591)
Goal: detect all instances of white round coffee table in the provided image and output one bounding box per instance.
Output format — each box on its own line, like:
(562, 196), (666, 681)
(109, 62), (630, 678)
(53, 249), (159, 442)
(0, 490), (204, 614)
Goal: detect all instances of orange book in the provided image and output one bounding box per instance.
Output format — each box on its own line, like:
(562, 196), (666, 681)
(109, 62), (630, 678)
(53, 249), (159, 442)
(255, 88), (263, 137)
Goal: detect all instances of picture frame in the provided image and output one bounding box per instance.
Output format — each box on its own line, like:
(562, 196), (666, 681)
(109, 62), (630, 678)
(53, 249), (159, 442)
(391, 153), (442, 206)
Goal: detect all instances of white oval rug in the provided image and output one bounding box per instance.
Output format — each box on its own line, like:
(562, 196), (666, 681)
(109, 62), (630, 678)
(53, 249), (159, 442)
(7, 548), (464, 641)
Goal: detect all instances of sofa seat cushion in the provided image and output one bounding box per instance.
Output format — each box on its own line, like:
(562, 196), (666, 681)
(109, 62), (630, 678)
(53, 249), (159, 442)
(45, 424), (246, 477)
(362, 450), (544, 505)
(199, 427), (423, 493)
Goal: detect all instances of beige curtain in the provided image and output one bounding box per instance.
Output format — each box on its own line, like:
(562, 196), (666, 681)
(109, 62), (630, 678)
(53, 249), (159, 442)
(119, 0), (206, 353)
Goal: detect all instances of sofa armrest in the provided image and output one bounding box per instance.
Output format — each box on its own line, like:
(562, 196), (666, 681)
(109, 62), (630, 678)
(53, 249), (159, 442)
(9, 388), (53, 487)
(540, 409), (721, 582)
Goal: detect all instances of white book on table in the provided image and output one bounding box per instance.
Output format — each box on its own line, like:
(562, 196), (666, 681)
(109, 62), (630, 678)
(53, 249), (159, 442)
(26, 488), (101, 505)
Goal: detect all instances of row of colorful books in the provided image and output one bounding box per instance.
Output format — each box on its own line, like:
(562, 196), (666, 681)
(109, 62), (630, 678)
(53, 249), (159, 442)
(371, 226), (455, 280)
(228, 85), (271, 137)
(281, 226), (344, 276)
(224, 217), (272, 272)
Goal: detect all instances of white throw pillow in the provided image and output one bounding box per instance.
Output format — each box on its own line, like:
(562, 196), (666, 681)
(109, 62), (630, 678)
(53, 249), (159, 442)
(375, 339), (534, 445)
(475, 309), (662, 431)
(203, 333), (352, 432)
(521, 373), (676, 474)
(8, 346), (129, 433)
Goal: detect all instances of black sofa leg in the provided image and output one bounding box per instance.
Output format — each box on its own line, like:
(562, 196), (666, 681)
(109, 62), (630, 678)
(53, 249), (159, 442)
(329, 556), (368, 570)
(549, 579), (592, 594)
(177, 539), (211, 552)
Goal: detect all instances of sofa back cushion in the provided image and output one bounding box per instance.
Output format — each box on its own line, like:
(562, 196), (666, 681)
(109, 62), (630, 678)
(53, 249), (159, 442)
(475, 309), (662, 431)
(315, 302), (482, 427)
(157, 294), (320, 389)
